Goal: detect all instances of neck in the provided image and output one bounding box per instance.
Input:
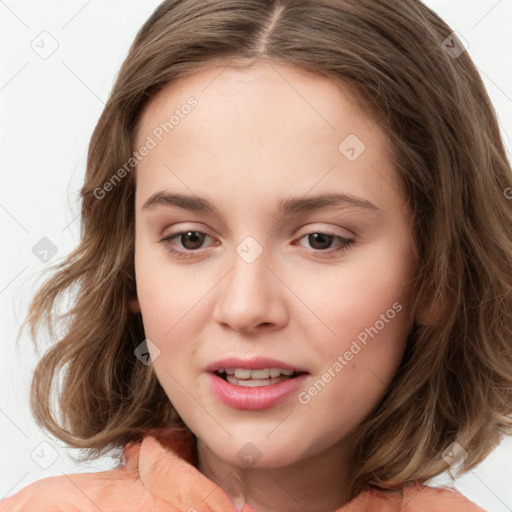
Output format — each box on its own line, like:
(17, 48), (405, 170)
(196, 438), (354, 512)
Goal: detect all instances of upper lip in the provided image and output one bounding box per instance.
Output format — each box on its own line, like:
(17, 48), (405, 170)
(206, 357), (309, 373)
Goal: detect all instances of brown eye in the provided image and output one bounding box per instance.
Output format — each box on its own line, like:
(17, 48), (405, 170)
(307, 233), (334, 250)
(161, 230), (212, 255)
(296, 232), (354, 257)
(177, 231), (206, 250)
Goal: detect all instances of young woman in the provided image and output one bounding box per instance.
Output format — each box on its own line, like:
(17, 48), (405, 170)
(4, 0), (512, 510)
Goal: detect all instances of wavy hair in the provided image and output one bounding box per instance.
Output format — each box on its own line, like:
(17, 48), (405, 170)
(22, 0), (512, 499)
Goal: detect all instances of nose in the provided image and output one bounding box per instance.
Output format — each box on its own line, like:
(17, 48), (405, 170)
(211, 246), (289, 334)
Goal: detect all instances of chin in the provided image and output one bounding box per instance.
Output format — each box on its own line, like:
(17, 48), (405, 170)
(204, 430), (317, 470)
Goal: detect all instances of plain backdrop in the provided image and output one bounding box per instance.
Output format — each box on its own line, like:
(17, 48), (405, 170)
(1, 0), (511, 510)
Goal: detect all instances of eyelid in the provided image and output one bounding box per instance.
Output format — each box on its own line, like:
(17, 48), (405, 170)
(161, 223), (215, 239)
(295, 223), (356, 239)
(161, 228), (217, 246)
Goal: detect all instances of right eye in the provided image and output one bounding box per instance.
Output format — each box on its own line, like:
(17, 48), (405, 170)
(160, 230), (216, 257)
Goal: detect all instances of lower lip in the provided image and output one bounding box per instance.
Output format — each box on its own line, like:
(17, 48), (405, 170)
(208, 372), (308, 410)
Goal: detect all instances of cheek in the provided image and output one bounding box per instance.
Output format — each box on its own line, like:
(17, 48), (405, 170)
(296, 303), (410, 445)
(135, 261), (202, 410)
(294, 242), (414, 404)
(300, 269), (413, 423)
(295, 238), (414, 346)
(134, 241), (206, 339)
(134, 249), (213, 398)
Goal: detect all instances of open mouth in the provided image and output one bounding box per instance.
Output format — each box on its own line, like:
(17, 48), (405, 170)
(214, 367), (304, 387)
(208, 362), (310, 409)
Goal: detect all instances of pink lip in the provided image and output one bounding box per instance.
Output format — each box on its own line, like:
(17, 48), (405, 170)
(205, 357), (309, 410)
(208, 372), (308, 410)
(205, 357), (308, 373)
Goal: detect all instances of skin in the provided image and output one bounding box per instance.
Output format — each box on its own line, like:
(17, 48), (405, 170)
(132, 58), (418, 512)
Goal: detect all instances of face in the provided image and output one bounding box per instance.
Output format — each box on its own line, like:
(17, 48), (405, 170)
(133, 59), (417, 469)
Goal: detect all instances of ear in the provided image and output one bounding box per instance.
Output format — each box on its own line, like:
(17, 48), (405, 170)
(128, 298), (141, 313)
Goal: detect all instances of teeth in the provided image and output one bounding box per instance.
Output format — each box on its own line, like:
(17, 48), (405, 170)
(220, 367), (300, 386)
(225, 368), (295, 379)
(234, 368), (252, 379)
(226, 374), (292, 387)
(250, 368), (270, 379)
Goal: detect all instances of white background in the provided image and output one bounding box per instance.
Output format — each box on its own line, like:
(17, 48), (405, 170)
(1, 1), (511, 510)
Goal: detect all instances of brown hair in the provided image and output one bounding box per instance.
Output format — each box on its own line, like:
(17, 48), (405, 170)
(22, 0), (512, 499)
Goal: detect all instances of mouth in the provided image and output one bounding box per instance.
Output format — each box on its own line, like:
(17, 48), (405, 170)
(206, 358), (309, 409)
(214, 367), (305, 387)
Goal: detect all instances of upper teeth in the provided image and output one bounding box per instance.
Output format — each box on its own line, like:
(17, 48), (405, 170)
(218, 368), (294, 379)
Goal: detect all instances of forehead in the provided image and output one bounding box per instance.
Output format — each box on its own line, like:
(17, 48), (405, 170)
(133, 59), (405, 213)
(136, 59), (376, 145)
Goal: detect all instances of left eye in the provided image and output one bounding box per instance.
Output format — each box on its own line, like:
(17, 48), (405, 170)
(297, 232), (354, 252)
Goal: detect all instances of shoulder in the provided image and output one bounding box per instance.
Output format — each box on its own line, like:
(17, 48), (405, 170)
(400, 484), (486, 512)
(1, 466), (141, 512)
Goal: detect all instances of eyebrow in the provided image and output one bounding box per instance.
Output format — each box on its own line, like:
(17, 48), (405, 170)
(141, 191), (379, 215)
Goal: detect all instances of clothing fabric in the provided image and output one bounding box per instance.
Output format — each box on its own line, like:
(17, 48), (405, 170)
(2, 427), (485, 511)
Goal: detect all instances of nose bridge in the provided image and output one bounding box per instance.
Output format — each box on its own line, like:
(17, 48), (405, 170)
(212, 236), (288, 332)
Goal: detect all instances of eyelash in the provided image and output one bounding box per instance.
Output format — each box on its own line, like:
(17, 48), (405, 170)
(160, 230), (354, 259)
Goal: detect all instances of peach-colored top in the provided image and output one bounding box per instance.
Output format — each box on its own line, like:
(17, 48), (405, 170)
(2, 428), (485, 512)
